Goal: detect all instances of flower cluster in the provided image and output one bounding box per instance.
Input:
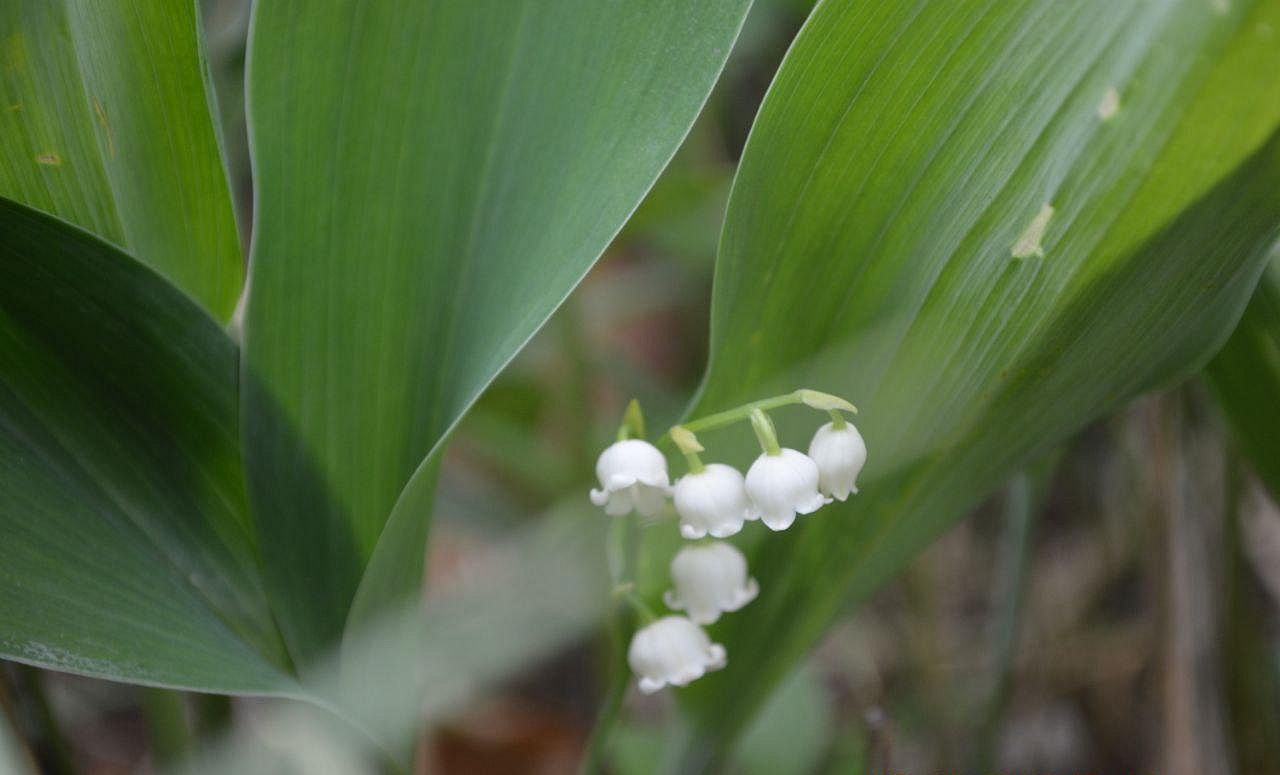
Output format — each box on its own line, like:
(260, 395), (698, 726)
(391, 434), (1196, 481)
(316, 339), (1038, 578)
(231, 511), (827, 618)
(589, 390), (866, 693)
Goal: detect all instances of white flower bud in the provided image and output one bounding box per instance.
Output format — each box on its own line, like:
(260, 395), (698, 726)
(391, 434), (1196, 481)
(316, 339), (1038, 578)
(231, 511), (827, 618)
(663, 542), (758, 625)
(589, 439), (671, 516)
(672, 463), (758, 539)
(744, 448), (830, 531)
(627, 615), (726, 694)
(807, 421), (867, 501)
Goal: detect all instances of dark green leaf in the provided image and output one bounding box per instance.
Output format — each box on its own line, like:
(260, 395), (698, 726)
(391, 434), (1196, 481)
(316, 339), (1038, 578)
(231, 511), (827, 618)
(1206, 252), (1280, 498)
(0, 197), (292, 692)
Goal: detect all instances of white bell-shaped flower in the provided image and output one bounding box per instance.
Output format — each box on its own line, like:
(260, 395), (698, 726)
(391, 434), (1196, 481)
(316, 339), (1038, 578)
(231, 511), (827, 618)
(663, 542), (758, 625)
(589, 439), (671, 516)
(807, 421), (867, 501)
(627, 615), (726, 694)
(744, 448), (830, 531)
(672, 463), (758, 539)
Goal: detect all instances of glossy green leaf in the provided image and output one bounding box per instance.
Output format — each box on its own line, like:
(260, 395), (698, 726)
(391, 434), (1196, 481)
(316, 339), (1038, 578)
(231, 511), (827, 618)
(0, 197), (293, 693)
(243, 0), (753, 662)
(0, 1), (243, 320)
(1206, 250), (1280, 498)
(672, 0), (1280, 760)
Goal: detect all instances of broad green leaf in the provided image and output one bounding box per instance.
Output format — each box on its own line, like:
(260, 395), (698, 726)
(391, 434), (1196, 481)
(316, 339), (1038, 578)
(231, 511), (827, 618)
(0, 1), (243, 320)
(1206, 250), (1280, 498)
(0, 197), (292, 693)
(244, 0), (753, 661)
(671, 0), (1280, 760)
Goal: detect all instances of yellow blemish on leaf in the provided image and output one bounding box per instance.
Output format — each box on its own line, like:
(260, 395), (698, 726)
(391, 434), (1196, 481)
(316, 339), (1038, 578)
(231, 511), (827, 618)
(93, 97), (115, 158)
(1210, 0), (1230, 14)
(1097, 87), (1120, 120)
(36, 153), (61, 167)
(2, 33), (25, 71)
(1011, 203), (1054, 259)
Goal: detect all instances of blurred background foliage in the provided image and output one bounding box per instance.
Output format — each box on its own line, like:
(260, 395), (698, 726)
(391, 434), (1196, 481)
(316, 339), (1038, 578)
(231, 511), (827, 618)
(2, 0), (1279, 773)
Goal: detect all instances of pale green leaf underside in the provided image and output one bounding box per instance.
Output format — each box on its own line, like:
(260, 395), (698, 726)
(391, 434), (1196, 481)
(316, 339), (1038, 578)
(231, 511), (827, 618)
(244, 0), (753, 662)
(674, 0), (1280, 758)
(0, 1), (243, 321)
(0, 198), (292, 693)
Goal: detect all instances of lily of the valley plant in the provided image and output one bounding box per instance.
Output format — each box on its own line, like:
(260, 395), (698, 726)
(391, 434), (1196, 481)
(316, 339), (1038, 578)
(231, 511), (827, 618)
(588, 389), (867, 692)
